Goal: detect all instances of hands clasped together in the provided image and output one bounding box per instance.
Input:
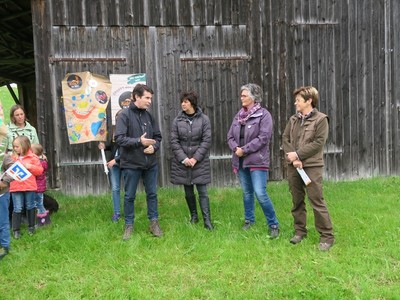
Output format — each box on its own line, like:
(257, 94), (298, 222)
(286, 151), (303, 169)
(182, 157), (198, 168)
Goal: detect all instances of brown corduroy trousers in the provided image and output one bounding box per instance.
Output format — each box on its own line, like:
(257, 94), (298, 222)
(287, 164), (334, 244)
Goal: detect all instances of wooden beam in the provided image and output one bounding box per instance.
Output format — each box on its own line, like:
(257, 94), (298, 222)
(6, 82), (20, 105)
(181, 56), (251, 62)
(0, 10), (31, 22)
(0, 58), (34, 64)
(49, 57), (126, 63)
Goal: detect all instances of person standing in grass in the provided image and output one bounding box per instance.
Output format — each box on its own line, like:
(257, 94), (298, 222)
(170, 91), (213, 230)
(227, 83), (280, 238)
(282, 86), (334, 251)
(6, 105), (40, 222)
(115, 84), (163, 240)
(0, 154), (14, 260)
(10, 136), (43, 239)
(98, 108), (126, 223)
(31, 143), (50, 226)
(6, 105), (39, 152)
(0, 99), (14, 260)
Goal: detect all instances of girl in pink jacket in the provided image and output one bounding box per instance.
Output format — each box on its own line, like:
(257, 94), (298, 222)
(31, 143), (50, 226)
(10, 136), (43, 239)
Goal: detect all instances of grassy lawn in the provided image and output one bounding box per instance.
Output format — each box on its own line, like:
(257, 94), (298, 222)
(0, 85), (18, 124)
(0, 177), (399, 299)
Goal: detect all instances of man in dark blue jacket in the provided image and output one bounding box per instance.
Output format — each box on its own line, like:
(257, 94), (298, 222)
(115, 84), (163, 240)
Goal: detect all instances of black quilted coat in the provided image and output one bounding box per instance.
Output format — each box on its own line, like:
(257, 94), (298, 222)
(170, 108), (211, 185)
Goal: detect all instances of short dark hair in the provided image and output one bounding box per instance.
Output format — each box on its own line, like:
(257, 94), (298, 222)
(132, 84), (154, 101)
(180, 91), (198, 111)
(293, 86), (319, 108)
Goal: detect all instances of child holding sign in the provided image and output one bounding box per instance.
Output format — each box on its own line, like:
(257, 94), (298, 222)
(10, 136), (43, 239)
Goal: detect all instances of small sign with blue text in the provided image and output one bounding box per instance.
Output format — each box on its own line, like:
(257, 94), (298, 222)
(5, 161), (32, 181)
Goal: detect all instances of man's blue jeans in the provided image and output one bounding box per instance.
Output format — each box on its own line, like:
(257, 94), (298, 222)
(0, 192), (10, 248)
(109, 164), (122, 215)
(237, 168), (279, 227)
(123, 165), (159, 225)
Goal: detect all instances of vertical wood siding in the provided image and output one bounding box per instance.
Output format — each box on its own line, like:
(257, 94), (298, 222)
(32, 0), (400, 195)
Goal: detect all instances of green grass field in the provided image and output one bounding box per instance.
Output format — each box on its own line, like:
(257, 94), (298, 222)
(0, 177), (399, 299)
(0, 85), (18, 124)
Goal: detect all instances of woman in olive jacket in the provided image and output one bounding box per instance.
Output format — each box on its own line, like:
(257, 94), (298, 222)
(170, 91), (213, 230)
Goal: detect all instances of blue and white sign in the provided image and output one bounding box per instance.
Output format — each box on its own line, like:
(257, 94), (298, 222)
(6, 161), (32, 181)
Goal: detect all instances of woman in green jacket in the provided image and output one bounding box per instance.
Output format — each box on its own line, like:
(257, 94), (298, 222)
(6, 104), (39, 152)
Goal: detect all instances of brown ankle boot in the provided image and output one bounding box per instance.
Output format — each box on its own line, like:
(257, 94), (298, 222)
(122, 224), (133, 241)
(149, 220), (163, 237)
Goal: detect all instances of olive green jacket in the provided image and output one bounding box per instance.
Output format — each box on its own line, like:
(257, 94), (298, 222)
(282, 109), (328, 167)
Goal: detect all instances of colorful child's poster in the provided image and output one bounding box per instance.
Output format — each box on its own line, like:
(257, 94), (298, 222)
(110, 73), (146, 125)
(61, 72), (111, 144)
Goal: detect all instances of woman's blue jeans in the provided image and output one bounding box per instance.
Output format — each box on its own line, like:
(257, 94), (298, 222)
(0, 192), (10, 248)
(237, 168), (279, 227)
(109, 164), (122, 215)
(122, 165), (159, 225)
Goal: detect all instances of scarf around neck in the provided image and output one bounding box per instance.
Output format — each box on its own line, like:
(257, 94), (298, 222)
(296, 108), (315, 125)
(237, 103), (261, 125)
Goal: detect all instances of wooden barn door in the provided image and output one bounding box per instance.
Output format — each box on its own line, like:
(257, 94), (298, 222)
(151, 25), (251, 187)
(180, 57), (250, 186)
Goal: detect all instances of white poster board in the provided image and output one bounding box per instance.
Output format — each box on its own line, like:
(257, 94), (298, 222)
(110, 73), (147, 125)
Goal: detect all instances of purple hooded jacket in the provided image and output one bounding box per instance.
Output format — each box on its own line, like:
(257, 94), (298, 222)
(36, 158), (48, 193)
(227, 107), (273, 170)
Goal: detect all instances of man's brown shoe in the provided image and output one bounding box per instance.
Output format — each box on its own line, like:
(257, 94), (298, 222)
(290, 235), (306, 244)
(318, 242), (333, 251)
(122, 225), (133, 241)
(149, 220), (163, 237)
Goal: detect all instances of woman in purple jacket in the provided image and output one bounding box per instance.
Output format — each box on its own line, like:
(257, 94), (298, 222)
(227, 83), (279, 238)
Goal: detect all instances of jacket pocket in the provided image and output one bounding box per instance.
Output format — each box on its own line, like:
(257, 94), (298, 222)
(303, 126), (316, 143)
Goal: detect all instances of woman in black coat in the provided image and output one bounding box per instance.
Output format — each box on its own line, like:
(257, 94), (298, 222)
(170, 91), (213, 230)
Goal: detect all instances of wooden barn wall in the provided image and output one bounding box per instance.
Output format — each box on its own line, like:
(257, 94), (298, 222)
(387, 0), (400, 176)
(265, 0), (398, 181)
(31, 0), (400, 195)
(32, 0), (253, 195)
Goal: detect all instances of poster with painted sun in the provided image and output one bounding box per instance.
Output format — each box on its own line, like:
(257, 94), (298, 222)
(61, 71), (111, 144)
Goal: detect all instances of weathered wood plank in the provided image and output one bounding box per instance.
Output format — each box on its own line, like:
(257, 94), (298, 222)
(30, 0), (400, 194)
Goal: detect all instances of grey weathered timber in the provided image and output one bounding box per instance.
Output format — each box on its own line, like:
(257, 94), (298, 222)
(28, 0), (400, 195)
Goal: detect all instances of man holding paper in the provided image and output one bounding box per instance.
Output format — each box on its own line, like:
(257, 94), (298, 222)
(282, 86), (334, 251)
